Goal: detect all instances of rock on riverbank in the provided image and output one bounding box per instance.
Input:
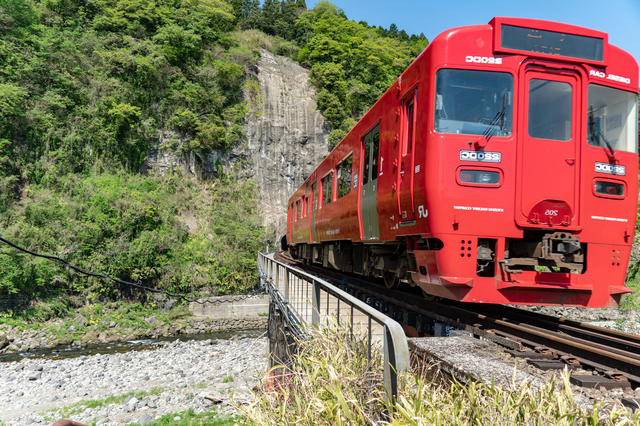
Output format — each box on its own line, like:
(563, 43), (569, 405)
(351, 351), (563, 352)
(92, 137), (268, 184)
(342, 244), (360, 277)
(0, 336), (268, 425)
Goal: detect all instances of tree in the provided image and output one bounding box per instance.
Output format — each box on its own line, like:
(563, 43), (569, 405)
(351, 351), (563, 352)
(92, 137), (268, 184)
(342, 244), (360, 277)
(388, 23), (398, 38)
(0, 0), (36, 34)
(260, 0), (278, 35)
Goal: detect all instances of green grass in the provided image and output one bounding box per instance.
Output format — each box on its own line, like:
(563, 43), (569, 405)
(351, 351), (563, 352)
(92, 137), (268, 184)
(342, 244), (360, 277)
(0, 299), (193, 334)
(621, 276), (640, 310)
(56, 388), (165, 417)
(222, 375), (234, 383)
(144, 408), (240, 426)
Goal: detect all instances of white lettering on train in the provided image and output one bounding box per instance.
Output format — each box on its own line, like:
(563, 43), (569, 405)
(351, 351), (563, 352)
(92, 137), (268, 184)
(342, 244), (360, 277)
(589, 69), (631, 84)
(595, 162), (626, 176)
(591, 215), (628, 222)
(453, 206), (504, 212)
(465, 56), (503, 65)
(459, 150), (501, 162)
(418, 205), (428, 218)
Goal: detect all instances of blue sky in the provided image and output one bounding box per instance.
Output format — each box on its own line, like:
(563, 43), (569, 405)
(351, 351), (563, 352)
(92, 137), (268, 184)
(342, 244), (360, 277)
(321, 0), (640, 68)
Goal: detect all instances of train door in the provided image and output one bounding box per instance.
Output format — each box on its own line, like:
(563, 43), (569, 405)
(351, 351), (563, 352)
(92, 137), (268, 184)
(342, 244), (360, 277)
(399, 89), (417, 223)
(310, 181), (317, 243)
(517, 66), (581, 227)
(361, 124), (381, 240)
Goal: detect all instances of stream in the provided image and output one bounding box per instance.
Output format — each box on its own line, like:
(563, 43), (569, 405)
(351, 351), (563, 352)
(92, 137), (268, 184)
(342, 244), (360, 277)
(0, 328), (266, 363)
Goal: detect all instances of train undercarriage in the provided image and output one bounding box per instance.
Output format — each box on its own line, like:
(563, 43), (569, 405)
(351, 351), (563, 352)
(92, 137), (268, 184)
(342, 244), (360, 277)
(287, 231), (587, 294)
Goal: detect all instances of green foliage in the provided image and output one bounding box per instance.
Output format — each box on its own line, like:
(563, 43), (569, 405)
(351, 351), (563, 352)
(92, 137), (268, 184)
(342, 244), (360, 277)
(0, 83), (27, 116)
(0, 0), (430, 308)
(167, 304), (192, 320)
(0, 173), (264, 297)
(153, 24), (203, 65)
(295, 1), (428, 127)
(327, 117), (355, 149)
(0, 0), (37, 35)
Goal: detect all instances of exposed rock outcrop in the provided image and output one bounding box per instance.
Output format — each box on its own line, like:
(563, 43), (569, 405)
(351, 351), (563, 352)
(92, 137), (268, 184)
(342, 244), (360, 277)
(140, 50), (329, 237)
(244, 50), (329, 235)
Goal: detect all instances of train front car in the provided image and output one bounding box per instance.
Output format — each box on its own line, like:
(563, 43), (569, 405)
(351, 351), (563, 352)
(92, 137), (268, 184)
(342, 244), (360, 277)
(285, 17), (638, 308)
(419, 18), (639, 307)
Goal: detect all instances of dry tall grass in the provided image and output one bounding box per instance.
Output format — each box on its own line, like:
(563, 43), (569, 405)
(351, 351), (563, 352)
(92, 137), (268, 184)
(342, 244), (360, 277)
(240, 321), (640, 425)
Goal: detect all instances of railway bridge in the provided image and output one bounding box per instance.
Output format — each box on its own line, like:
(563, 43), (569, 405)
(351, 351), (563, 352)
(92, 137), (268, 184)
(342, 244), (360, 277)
(258, 250), (640, 410)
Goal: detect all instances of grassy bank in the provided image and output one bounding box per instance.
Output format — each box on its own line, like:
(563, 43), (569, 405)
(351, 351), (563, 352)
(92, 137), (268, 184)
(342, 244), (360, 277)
(240, 323), (640, 426)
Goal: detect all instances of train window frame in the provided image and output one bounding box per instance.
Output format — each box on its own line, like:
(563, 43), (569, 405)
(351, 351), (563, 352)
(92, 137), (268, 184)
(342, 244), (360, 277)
(337, 152), (353, 199)
(403, 88), (418, 155)
(361, 122), (381, 185)
(592, 178), (626, 199)
(587, 84), (638, 154)
(311, 181), (318, 211)
(296, 199), (301, 220)
(322, 171), (334, 207)
(455, 166), (503, 188)
(372, 131), (380, 181)
(528, 79), (573, 141)
(434, 69), (514, 137)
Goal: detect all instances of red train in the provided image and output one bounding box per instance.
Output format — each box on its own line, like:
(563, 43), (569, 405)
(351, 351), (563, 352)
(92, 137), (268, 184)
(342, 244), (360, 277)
(285, 17), (639, 308)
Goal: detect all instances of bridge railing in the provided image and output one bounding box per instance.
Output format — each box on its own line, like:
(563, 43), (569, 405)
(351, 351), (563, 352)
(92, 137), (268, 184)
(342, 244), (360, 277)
(257, 250), (410, 399)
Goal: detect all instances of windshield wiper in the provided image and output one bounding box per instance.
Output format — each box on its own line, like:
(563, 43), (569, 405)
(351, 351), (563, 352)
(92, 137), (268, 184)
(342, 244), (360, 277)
(589, 105), (615, 158)
(482, 94), (507, 143)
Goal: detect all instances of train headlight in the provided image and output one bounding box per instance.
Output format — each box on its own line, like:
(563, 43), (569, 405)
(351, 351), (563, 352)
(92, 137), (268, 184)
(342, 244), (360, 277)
(459, 170), (500, 185)
(594, 181), (624, 197)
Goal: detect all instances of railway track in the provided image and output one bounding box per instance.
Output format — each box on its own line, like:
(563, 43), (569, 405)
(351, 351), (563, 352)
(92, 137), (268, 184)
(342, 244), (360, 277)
(274, 251), (640, 390)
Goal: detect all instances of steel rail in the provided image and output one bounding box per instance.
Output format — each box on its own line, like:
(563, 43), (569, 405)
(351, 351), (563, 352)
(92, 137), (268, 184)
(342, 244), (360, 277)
(472, 304), (640, 353)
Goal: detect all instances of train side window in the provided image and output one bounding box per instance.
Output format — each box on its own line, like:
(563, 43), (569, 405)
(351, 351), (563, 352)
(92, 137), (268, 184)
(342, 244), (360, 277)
(362, 136), (371, 185)
(405, 93), (416, 154)
(322, 171), (334, 206)
(312, 182), (318, 211)
(297, 199), (301, 220)
(372, 131), (380, 180)
(337, 154), (353, 199)
(528, 79), (572, 141)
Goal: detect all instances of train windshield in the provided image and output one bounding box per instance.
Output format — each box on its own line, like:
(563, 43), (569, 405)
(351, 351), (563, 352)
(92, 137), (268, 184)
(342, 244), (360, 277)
(434, 69), (513, 137)
(587, 84), (638, 153)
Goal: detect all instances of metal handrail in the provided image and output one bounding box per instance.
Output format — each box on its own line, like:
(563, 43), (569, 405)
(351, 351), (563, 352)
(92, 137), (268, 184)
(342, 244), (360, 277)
(257, 251), (410, 399)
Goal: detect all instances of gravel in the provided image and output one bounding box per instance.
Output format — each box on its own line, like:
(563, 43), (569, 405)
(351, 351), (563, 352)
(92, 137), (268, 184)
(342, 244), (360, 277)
(0, 336), (267, 425)
(517, 306), (640, 335)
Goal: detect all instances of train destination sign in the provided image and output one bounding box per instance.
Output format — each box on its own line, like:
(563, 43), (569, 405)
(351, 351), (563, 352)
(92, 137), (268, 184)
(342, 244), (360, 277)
(500, 24), (604, 62)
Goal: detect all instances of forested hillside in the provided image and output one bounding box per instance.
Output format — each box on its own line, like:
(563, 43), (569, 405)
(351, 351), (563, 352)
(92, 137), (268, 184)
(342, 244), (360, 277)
(0, 0), (427, 305)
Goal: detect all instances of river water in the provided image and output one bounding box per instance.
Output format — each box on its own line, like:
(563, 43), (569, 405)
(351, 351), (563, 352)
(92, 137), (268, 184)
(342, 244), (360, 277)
(0, 328), (266, 363)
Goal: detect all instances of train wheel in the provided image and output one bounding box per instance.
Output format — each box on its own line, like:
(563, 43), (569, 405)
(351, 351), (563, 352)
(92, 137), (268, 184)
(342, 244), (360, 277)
(421, 289), (437, 302)
(384, 271), (399, 289)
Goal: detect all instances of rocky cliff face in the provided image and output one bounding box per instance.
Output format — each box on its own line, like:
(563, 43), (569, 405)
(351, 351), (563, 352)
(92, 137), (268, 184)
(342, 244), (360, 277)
(244, 50), (330, 236)
(141, 50), (329, 239)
